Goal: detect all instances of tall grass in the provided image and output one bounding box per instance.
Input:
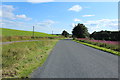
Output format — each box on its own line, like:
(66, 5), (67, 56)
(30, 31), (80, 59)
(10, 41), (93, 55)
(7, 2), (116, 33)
(74, 38), (120, 56)
(78, 39), (119, 52)
(2, 40), (58, 78)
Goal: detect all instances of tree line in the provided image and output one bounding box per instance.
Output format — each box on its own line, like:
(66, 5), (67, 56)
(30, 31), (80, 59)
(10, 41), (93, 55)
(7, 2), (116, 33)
(61, 23), (119, 41)
(90, 30), (120, 41)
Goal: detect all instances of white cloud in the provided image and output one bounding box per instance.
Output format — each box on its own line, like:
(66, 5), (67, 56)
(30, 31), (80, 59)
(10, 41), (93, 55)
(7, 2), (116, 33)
(1, 5), (32, 29)
(1, 19), (50, 31)
(74, 18), (82, 22)
(16, 14), (27, 19)
(84, 19), (118, 33)
(1, 19), (27, 28)
(1, 5), (32, 21)
(1, 5), (16, 19)
(27, 0), (54, 3)
(16, 14), (32, 20)
(68, 5), (82, 12)
(82, 15), (95, 17)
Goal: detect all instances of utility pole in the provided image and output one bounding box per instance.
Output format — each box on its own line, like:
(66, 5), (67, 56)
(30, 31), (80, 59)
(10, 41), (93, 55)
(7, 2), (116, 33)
(33, 26), (34, 38)
(52, 31), (53, 35)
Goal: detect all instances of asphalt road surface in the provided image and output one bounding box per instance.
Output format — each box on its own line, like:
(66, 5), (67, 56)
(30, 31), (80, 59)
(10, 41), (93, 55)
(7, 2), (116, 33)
(1, 40), (41, 45)
(31, 39), (118, 78)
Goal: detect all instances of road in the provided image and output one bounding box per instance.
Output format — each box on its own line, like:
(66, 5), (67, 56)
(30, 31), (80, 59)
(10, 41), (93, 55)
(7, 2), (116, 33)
(31, 39), (118, 78)
(1, 40), (44, 45)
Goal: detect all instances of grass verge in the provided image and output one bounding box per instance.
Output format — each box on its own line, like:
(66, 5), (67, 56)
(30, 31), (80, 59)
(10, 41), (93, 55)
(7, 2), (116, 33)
(73, 40), (120, 56)
(2, 39), (58, 78)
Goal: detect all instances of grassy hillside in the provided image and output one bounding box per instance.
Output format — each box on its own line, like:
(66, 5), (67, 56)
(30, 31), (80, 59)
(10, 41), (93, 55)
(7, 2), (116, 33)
(1, 28), (57, 37)
(1, 28), (62, 42)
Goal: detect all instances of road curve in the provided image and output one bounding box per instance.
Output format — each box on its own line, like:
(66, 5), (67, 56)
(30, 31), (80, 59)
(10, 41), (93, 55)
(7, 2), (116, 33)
(31, 39), (118, 78)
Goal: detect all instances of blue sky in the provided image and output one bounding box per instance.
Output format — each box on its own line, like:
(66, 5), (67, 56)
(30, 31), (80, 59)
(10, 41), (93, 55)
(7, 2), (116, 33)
(2, 0), (119, 2)
(1, 2), (118, 34)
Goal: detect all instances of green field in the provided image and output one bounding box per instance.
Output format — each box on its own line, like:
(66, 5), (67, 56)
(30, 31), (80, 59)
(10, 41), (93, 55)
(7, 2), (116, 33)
(1, 28), (57, 37)
(1, 28), (62, 42)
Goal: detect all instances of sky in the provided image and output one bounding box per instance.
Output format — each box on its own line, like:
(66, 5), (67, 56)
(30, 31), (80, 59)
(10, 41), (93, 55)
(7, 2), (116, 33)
(0, 1), (118, 34)
(2, 0), (120, 2)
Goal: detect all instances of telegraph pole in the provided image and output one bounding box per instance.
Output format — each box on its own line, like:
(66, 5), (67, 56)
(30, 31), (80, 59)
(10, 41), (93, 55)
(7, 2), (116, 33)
(52, 31), (53, 35)
(33, 26), (34, 38)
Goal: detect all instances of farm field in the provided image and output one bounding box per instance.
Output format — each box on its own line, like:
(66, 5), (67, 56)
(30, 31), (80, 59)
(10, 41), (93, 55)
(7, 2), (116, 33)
(1, 28), (57, 37)
(0, 28), (61, 42)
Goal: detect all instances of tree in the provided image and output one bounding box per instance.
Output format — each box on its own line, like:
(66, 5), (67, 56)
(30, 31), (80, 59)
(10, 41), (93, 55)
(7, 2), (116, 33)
(72, 23), (89, 38)
(90, 30), (120, 41)
(62, 30), (69, 37)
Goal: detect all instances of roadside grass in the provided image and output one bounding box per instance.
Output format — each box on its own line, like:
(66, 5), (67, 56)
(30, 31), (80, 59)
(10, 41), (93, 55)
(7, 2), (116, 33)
(2, 39), (58, 78)
(78, 39), (120, 52)
(73, 40), (120, 56)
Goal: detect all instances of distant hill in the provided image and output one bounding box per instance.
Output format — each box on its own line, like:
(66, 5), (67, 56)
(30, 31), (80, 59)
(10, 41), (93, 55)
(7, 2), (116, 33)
(1, 28), (58, 37)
